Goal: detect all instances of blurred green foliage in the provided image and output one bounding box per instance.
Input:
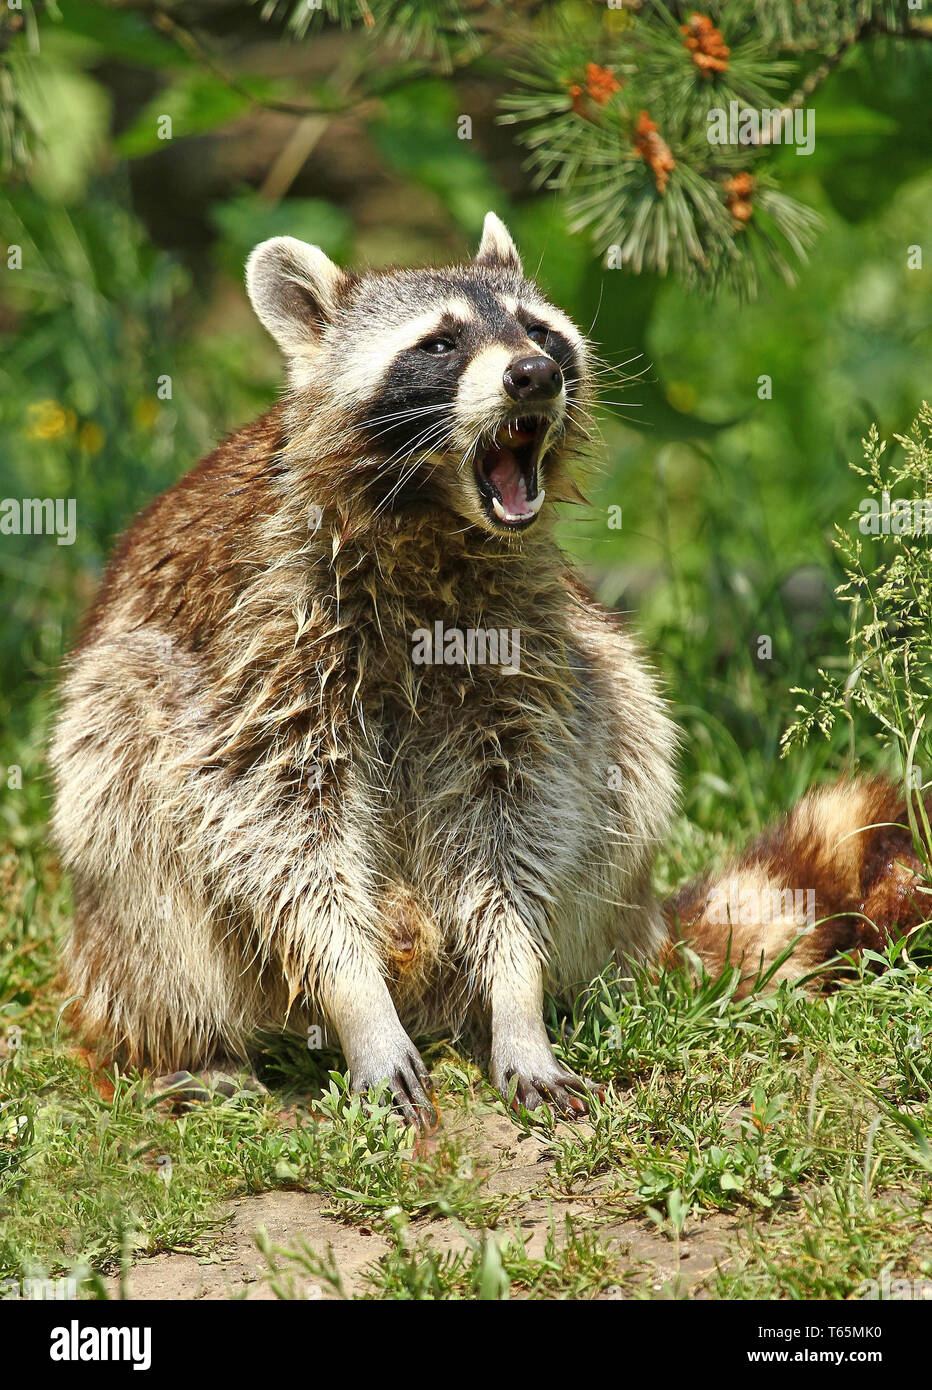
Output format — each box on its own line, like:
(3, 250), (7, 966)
(0, 0), (929, 852)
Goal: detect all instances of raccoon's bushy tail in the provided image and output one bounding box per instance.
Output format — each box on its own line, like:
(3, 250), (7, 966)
(663, 778), (931, 994)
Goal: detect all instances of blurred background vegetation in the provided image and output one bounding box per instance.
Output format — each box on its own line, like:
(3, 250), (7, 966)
(0, 0), (930, 872)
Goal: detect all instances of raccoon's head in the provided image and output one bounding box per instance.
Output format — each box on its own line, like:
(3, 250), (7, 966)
(245, 213), (591, 537)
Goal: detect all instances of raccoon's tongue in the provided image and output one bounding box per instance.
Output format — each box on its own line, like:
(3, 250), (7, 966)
(486, 448), (534, 521)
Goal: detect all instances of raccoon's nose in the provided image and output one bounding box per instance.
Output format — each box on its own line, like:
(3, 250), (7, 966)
(502, 355), (563, 403)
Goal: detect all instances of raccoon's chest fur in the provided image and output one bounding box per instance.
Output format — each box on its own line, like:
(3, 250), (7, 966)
(340, 516), (588, 841)
(323, 516), (650, 994)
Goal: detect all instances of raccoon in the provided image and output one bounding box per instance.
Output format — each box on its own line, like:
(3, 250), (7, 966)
(50, 214), (926, 1126)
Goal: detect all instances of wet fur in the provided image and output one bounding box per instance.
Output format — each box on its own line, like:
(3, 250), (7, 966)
(50, 217), (927, 1117)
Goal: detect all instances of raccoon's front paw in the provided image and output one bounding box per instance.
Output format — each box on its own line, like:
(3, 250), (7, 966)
(151, 1062), (268, 1105)
(351, 1045), (437, 1133)
(491, 1048), (604, 1120)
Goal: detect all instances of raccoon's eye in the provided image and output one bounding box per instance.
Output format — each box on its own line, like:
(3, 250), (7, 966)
(526, 323), (549, 346)
(418, 336), (456, 355)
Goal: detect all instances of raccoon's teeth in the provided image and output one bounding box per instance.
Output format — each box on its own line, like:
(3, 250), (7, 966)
(491, 496), (527, 524)
(491, 490), (545, 524)
(504, 418), (536, 444)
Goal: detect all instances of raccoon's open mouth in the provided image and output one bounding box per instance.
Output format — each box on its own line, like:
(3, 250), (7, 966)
(474, 416), (548, 530)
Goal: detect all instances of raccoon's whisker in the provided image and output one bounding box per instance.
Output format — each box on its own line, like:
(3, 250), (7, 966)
(376, 418), (456, 475)
(376, 437), (451, 507)
(561, 411), (597, 439)
(362, 409), (448, 437)
(585, 361), (646, 381)
(562, 402), (595, 436)
(389, 423), (459, 483)
(361, 425), (450, 474)
(353, 420), (450, 484)
(587, 349), (645, 370)
(370, 422), (459, 516)
(560, 409), (595, 444)
(360, 401), (450, 425)
(455, 428), (490, 482)
(358, 404), (450, 447)
(586, 281), (605, 337)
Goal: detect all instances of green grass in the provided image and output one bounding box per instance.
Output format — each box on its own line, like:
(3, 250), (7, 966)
(258, 1214), (621, 1301)
(4, 426), (932, 1297)
(3, 441), (932, 1298)
(3, 807), (932, 1298)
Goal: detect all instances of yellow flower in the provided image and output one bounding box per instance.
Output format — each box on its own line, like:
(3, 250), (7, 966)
(78, 421), (106, 456)
(26, 400), (75, 441)
(133, 398), (160, 431)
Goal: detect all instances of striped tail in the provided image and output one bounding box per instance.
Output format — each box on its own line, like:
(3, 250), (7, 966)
(663, 778), (931, 993)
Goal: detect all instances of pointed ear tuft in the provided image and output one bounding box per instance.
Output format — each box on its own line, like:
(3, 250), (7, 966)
(245, 236), (348, 356)
(475, 212), (522, 275)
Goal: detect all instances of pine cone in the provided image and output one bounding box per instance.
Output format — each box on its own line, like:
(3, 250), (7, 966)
(724, 172), (756, 224)
(634, 111), (676, 195)
(585, 62), (622, 106)
(681, 13), (730, 75)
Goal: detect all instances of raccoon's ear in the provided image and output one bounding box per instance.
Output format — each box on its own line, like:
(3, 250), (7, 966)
(245, 236), (348, 354)
(475, 212), (522, 275)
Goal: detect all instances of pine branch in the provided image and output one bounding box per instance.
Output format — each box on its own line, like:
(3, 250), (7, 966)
(150, 8), (333, 116)
(252, 0), (491, 69)
(785, 23), (865, 110)
(5, 0), (928, 299)
(500, 1), (927, 297)
(786, 12), (932, 109)
(124, 2), (442, 117)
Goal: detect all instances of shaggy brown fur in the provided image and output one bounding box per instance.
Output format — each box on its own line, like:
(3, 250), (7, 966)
(50, 216), (928, 1125)
(665, 778), (930, 993)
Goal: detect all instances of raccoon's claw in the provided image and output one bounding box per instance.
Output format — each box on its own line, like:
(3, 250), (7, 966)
(355, 1050), (438, 1133)
(507, 1071), (604, 1120)
(392, 1057), (438, 1133)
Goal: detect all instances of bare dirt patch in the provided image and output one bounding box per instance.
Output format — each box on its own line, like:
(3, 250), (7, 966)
(107, 1105), (740, 1300)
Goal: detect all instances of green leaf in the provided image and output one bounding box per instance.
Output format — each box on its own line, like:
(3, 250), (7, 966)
(55, 0), (186, 70)
(11, 57), (110, 204)
(211, 194), (352, 272)
(116, 73), (253, 158)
